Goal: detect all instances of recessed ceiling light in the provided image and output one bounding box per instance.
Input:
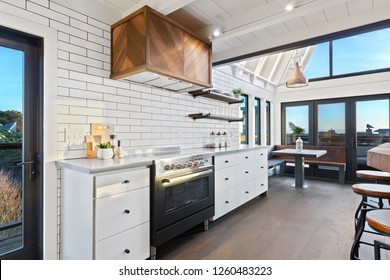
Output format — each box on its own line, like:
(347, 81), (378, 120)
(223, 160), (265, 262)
(285, 2), (294, 11)
(213, 28), (221, 37)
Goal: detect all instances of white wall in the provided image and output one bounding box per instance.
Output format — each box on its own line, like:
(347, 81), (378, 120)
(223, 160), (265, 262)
(0, 0), (268, 259)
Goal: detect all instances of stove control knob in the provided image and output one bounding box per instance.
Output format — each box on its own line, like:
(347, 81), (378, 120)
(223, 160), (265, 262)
(199, 160), (205, 166)
(192, 161), (199, 167)
(164, 164), (170, 170)
(187, 162), (193, 168)
(175, 163), (183, 169)
(181, 163), (187, 168)
(170, 164), (175, 170)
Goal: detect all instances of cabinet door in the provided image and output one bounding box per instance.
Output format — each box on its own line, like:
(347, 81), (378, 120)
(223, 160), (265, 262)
(95, 187), (149, 241)
(95, 222), (150, 260)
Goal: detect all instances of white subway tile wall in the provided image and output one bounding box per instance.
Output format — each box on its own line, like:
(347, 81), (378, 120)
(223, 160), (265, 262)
(0, 0), (266, 258)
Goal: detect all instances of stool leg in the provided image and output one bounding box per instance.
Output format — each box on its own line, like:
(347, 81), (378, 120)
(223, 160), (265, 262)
(354, 196), (367, 233)
(374, 240), (381, 260)
(351, 208), (367, 260)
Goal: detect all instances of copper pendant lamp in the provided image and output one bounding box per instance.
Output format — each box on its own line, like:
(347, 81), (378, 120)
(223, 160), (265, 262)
(286, 62), (308, 88)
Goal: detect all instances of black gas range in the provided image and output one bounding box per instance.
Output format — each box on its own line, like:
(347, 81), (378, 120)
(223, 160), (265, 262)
(146, 147), (215, 260)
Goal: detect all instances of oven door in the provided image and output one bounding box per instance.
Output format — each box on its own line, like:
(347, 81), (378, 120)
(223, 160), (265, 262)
(153, 166), (214, 230)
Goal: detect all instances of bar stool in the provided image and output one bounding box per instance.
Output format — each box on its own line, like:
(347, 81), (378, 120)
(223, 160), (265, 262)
(350, 184), (390, 259)
(355, 170), (390, 223)
(356, 170), (390, 183)
(366, 209), (390, 259)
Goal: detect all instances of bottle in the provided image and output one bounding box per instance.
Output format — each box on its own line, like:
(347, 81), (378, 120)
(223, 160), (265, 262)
(208, 131), (216, 148)
(222, 132), (228, 147)
(226, 132), (231, 147)
(109, 135), (116, 158)
(116, 140), (124, 158)
(216, 132), (221, 148)
(296, 136), (303, 151)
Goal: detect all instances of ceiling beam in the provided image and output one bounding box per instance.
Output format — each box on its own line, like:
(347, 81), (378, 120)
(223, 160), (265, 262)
(121, 0), (196, 17)
(199, 0), (347, 42)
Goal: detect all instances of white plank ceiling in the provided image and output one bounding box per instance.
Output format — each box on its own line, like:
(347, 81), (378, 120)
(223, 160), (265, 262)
(97, 0), (390, 88)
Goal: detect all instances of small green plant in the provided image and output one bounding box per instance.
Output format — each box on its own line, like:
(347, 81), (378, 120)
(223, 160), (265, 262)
(288, 122), (305, 136)
(232, 87), (243, 95)
(97, 141), (112, 149)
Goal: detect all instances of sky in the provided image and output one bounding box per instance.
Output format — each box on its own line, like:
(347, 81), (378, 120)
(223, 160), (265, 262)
(305, 27), (390, 78)
(0, 46), (23, 112)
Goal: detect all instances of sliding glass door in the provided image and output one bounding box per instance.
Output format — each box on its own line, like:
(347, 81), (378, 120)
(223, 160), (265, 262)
(282, 94), (390, 182)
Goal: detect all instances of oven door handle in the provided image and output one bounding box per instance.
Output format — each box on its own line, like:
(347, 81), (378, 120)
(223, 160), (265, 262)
(158, 169), (213, 188)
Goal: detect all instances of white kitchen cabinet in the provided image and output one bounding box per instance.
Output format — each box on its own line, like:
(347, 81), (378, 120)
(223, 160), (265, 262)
(60, 166), (150, 260)
(213, 148), (268, 220)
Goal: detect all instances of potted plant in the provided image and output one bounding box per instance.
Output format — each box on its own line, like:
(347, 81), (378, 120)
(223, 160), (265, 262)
(288, 122), (305, 151)
(97, 141), (113, 159)
(232, 87), (243, 99)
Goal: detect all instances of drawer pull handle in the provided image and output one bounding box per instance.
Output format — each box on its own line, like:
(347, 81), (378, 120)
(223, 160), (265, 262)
(225, 201), (229, 204)
(225, 178), (229, 180)
(261, 184), (264, 186)
(245, 191), (249, 194)
(124, 209), (130, 214)
(261, 153), (264, 156)
(245, 156), (249, 159)
(122, 180), (130, 184)
(245, 171), (249, 174)
(124, 249), (130, 254)
(225, 160), (229, 163)
(261, 166), (264, 169)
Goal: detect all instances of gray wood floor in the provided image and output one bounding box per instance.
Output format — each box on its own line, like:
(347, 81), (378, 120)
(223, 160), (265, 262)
(157, 176), (390, 260)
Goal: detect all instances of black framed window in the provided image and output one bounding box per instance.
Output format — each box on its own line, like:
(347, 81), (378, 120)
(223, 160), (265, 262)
(240, 94), (248, 144)
(266, 101), (271, 145)
(254, 98), (261, 145)
(305, 24), (390, 81)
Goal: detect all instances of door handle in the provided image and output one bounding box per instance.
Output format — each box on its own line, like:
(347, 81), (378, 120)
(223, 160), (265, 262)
(16, 161), (34, 166)
(16, 152), (36, 180)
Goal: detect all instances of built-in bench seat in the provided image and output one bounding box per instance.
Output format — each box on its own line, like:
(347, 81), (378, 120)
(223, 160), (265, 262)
(273, 145), (346, 184)
(268, 158), (286, 176)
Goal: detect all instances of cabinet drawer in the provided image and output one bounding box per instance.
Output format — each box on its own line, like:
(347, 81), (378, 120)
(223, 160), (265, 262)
(95, 187), (149, 241)
(253, 174), (268, 196)
(95, 168), (149, 198)
(214, 153), (240, 169)
(95, 222), (150, 260)
(215, 167), (236, 191)
(214, 188), (238, 220)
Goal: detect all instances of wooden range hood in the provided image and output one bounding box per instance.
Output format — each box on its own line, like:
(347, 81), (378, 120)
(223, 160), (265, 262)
(110, 6), (212, 92)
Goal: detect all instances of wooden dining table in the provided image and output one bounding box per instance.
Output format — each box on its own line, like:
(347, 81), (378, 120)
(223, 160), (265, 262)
(272, 148), (327, 188)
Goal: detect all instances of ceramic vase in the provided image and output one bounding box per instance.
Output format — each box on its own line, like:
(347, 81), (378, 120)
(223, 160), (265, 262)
(97, 148), (113, 159)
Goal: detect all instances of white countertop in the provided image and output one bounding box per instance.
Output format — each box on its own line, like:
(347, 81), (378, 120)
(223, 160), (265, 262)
(56, 145), (267, 174)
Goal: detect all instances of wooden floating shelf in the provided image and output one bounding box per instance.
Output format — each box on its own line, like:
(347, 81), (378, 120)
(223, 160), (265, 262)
(188, 113), (243, 122)
(189, 89), (243, 104)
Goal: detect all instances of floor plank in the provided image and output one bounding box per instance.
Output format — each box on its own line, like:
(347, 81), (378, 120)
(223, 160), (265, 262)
(157, 176), (390, 260)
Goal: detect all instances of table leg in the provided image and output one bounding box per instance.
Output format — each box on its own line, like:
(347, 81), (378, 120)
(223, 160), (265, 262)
(292, 155), (308, 188)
